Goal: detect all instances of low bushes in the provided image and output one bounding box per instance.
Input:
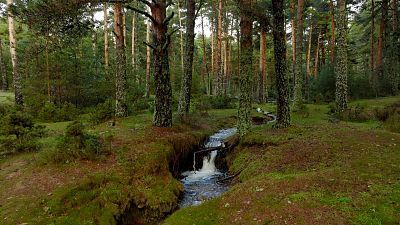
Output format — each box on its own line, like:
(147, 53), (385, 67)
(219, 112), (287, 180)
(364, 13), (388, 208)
(0, 111), (46, 155)
(42, 121), (106, 163)
(89, 99), (115, 125)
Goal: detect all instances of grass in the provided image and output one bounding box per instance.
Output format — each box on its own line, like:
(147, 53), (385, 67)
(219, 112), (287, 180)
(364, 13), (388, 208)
(1, 96), (399, 224)
(0, 109), (237, 225)
(165, 96), (400, 225)
(0, 91), (14, 105)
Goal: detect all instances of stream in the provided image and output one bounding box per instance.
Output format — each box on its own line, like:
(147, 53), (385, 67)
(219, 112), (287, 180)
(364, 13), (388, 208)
(178, 109), (276, 208)
(179, 128), (237, 207)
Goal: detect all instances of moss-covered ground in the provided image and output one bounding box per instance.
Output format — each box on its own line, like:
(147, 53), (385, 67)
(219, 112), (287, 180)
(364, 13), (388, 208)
(1, 95), (399, 225)
(0, 107), (237, 224)
(165, 96), (400, 225)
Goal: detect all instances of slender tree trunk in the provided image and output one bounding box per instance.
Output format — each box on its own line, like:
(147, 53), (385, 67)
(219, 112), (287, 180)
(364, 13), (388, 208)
(123, 14), (127, 47)
(45, 38), (50, 101)
(114, 2), (128, 117)
(377, 0), (386, 69)
(104, 3), (109, 69)
(272, 0), (290, 128)
(201, 12), (210, 95)
(237, 0), (253, 136)
(215, 0), (224, 95)
(178, 0), (196, 117)
(290, 0), (296, 74)
(258, 26), (267, 103)
(145, 20), (151, 98)
(132, 11), (137, 82)
(388, 0), (399, 95)
(335, 0), (348, 112)
(7, 0), (22, 105)
(293, 0), (305, 109)
(370, 0), (375, 71)
(329, 0), (335, 64)
(177, 0), (184, 75)
(0, 38), (8, 91)
(306, 24), (313, 77)
(314, 32), (321, 76)
(150, 0), (173, 127)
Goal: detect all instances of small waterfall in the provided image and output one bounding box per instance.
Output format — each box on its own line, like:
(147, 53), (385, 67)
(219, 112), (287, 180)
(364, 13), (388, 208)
(179, 128), (237, 207)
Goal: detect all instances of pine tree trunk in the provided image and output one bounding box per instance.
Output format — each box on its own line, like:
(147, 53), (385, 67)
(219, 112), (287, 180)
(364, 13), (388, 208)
(290, 0), (296, 75)
(151, 0), (173, 127)
(237, 0), (253, 136)
(7, 0), (23, 105)
(293, 0), (305, 109)
(335, 0), (348, 112)
(215, 0), (223, 96)
(387, 0), (399, 95)
(104, 3), (109, 69)
(0, 38), (7, 91)
(145, 20), (151, 98)
(132, 11), (137, 82)
(201, 13), (211, 95)
(272, 0), (290, 128)
(377, 0), (386, 70)
(306, 24), (313, 77)
(258, 26), (267, 103)
(329, 0), (335, 64)
(177, 0), (184, 75)
(178, 0), (196, 117)
(314, 32), (321, 76)
(114, 2), (128, 117)
(370, 0), (375, 71)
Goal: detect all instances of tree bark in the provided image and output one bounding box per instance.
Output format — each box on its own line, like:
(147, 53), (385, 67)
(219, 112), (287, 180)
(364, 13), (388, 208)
(329, 0), (335, 64)
(306, 24), (313, 77)
(0, 38), (7, 91)
(314, 32), (321, 76)
(272, 0), (291, 128)
(132, 10), (137, 81)
(215, 0), (224, 96)
(293, 0), (305, 109)
(201, 12), (210, 95)
(150, 0), (173, 127)
(104, 3), (109, 69)
(335, 0), (348, 112)
(114, 2), (128, 117)
(7, 0), (23, 105)
(177, 0), (184, 75)
(258, 25), (267, 103)
(377, 0), (386, 69)
(178, 0), (196, 117)
(145, 20), (151, 98)
(237, 0), (253, 136)
(370, 0), (375, 71)
(290, 0), (296, 74)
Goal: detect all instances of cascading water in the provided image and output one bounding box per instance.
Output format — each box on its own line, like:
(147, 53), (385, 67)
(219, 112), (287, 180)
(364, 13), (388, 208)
(179, 128), (237, 207)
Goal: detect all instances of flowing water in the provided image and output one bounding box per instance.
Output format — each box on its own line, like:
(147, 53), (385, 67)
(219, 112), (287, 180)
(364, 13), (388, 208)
(179, 128), (237, 208)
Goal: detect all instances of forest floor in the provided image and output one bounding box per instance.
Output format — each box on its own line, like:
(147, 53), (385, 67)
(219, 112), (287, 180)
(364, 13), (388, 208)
(165, 97), (400, 225)
(0, 94), (399, 225)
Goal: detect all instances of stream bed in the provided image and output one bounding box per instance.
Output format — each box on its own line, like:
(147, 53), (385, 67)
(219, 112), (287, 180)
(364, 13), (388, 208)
(179, 128), (237, 207)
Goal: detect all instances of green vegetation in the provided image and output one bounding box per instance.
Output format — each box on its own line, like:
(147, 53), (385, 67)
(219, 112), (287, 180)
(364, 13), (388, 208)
(165, 96), (400, 225)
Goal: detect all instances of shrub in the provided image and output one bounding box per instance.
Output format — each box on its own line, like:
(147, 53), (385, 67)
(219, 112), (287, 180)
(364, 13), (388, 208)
(36, 102), (79, 122)
(89, 99), (114, 124)
(384, 113), (400, 133)
(0, 111), (46, 155)
(45, 121), (105, 163)
(195, 96), (235, 110)
(341, 104), (371, 122)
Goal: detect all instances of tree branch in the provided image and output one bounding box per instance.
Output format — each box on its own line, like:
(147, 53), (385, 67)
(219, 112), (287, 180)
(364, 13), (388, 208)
(125, 5), (156, 24)
(163, 12), (175, 25)
(137, 0), (153, 7)
(195, 0), (204, 19)
(143, 41), (156, 50)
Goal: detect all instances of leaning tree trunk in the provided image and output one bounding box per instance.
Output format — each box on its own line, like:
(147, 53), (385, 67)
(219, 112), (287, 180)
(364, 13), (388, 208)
(7, 0), (23, 105)
(335, 0), (348, 113)
(178, 0), (196, 117)
(293, 0), (305, 110)
(0, 38), (8, 91)
(272, 0), (291, 128)
(237, 0), (253, 136)
(114, 2), (128, 117)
